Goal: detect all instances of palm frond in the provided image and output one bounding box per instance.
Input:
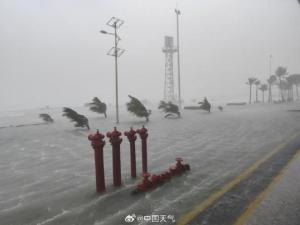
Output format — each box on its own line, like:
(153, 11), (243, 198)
(86, 97), (107, 118)
(127, 95), (150, 121)
(259, 84), (268, 91)
(275, 66), (287, 78)
(158, 100), (180, 117)
(198, 98), (211, 112)
(39, 114), (54, 123)
(62, 107), (89, 129)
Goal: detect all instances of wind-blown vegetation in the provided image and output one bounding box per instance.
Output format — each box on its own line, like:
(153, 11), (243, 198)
(254, 80), (260, 103)
(275, 66), (287, 102)
(245, 66), (299, 104)
(158, 101), (180, 118)
(86, 97), (107, 118)
(246, 77), (256, 104)
(39, 114), (54, 123)
(267, 75), (277, 103)
(259, 84), (268, 103)
(62, 107), (90, 129)
(198, 97), (211, 112)
(127, 95), (151, 122)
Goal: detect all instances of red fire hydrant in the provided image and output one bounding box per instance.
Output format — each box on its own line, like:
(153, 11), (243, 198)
(137, 126), (148, 173)
(107, 127), (123, 187)
(124, 127), (137, 178)
(88, 130), (106, 193)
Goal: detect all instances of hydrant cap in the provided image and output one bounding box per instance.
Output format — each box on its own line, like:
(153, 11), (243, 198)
(137, 126), (148, 134)
(89, 130), (105, 141)
(124, 127), (136, 136)
(107, 127), (121, 138)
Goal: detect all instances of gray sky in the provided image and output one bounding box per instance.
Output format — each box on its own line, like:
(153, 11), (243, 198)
(0, 0), (300, 111)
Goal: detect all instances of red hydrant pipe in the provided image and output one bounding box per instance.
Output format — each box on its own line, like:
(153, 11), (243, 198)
(137, 126), (148, 173)
(88, 130), (106, 193)
(107, 127), (122, 187)
(124, 127), (137, 178)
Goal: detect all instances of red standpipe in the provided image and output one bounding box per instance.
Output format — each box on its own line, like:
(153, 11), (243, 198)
(137, 126), (148, 173)
(107, 127), (123, 187)
(124, 127), (137, 178)
(88, 130), (106, 193)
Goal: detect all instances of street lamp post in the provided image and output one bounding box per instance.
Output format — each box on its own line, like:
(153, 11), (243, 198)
(100, 17), (125, 124)
(175, 9), (182, 109)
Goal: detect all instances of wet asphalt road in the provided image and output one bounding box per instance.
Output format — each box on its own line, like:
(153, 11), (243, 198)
(180, 135), (300, 225)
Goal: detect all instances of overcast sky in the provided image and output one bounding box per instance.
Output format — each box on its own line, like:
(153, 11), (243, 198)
(0, 0), (299, 111)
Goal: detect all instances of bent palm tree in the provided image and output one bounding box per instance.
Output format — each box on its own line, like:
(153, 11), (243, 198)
(158, 101), (180, 118)
(198, 97), (211, 112)
(62, 107), (90, 129)
(127, 95), (151, 122)
(259, 84), (268, 103)
(86, 97), (107, 118)
(246, 77), (256, 104)
(267, 75), (277, 103)
(275, 66), (287, 102)
(39, 114), (54, 123)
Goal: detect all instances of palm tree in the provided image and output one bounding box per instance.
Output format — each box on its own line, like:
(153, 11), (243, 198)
(158, 101), (180, 118)
(254, 80), (261, 103)
(288, 74), (300, 101)
(246, 77), (256, 104)
(39, 114), (54, 123)
(275, 66), (287, 102)
(294, 74), (300, 100)
(267, 75), (277, 103)
(127, 95), (151, 122)
(286, 76), (295, 102)
(62, 107), (90, 129)
(259, 84), (268, 103)
(198, 97), (211, 112)
(86, 97), (107, 118)
(277, 80), (289, 102)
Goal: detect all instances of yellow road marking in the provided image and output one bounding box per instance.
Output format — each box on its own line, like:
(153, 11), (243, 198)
(176, 133), (299, 225)
(233, 149), (300, 225)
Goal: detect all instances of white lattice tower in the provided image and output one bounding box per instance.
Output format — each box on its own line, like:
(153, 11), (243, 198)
(162, 36), (177, 102)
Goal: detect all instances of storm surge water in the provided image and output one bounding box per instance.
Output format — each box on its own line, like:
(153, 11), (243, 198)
(0, 104), (300, 225)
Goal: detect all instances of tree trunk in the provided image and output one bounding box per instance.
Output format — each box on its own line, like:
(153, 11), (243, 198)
(269, 84), (273, 103)
(249, 85), (252, 104)
(279, 77), (284, 102)
(256, 86), (258, 103)
(268, 85), (272, 103)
